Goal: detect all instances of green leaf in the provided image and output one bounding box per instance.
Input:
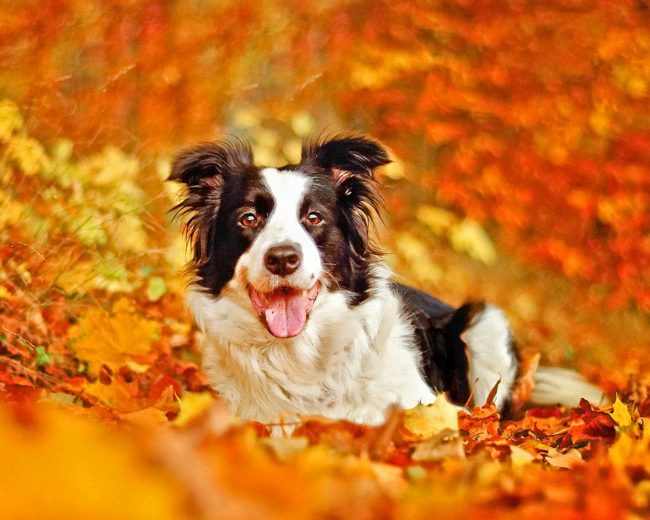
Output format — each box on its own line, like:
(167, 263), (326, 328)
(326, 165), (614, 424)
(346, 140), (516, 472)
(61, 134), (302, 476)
(35, 346), (52, 367)
(147, 276), (167, 302)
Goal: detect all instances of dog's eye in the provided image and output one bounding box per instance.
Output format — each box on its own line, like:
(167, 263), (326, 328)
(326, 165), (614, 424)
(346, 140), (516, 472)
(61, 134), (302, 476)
(239, 212), (259, 228)
(305, 212), (323, 226)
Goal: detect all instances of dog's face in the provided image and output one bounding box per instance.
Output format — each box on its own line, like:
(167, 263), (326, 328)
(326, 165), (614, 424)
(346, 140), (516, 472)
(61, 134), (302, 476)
(170, 135), (390, 338)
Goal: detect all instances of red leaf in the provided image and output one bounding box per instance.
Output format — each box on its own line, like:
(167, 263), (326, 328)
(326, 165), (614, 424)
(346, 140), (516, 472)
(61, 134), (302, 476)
(569, 412), (616, 443)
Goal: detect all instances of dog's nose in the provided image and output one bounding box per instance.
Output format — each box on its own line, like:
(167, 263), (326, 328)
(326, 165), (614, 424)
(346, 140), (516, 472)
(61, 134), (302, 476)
(264, 244), (302, 276)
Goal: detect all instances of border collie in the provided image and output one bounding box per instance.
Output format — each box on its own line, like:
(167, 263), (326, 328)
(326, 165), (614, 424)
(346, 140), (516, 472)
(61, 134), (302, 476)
(170, 134), (606, 425)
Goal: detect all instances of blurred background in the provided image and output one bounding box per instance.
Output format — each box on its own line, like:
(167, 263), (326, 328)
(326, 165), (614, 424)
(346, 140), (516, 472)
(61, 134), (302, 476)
(1, 0), (648, 387)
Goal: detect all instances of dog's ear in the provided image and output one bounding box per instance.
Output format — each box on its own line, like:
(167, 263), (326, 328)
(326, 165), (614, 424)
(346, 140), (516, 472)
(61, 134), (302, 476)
(302, 134), (391, 185)
(302, 134), (390, 264)
(169, 140), (253, 264)
(169, 140), (253, 187)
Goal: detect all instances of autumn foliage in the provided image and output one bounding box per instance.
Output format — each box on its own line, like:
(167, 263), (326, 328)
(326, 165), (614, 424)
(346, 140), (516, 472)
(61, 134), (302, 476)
(0, 1), (649, 518)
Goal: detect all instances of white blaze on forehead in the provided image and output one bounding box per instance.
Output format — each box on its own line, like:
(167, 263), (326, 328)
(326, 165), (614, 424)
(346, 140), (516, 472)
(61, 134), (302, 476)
(240, 168), (322, 291)
(261, 168), (309, 227)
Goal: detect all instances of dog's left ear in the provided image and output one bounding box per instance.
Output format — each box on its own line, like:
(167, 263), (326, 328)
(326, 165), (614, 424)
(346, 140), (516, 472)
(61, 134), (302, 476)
(302, 135), (390, 262)
(302, 134), (391, 185)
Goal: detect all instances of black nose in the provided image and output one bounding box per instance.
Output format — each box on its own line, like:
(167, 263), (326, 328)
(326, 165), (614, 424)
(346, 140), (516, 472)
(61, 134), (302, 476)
(264, 244), (302, 276)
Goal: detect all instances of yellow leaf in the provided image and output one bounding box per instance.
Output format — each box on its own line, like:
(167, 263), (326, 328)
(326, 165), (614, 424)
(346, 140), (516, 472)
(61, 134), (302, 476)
(81, 146), (139, 186)
(232, 107), (260, 129)
(262, 437), (309, 461)
(404, 394), (458, 438)
(290, 112), (314, 137)
(510, 445), (536, 468)
(84, 380), (138, 412)
(609, 431), (635, 469)
(0, 99), (23, 140)
(394, 232), (443, 284)
(610, 395), (632, 427)
(6, 136), (50, 175)
(120, 407), (169, 427)
(55, 260), (95, 294)
(282, 138), (303, 164)
(450, 218), (497, 265)
(0, 192), (25, 228)
(416, 204), (457, 236)
(109, 214), (148, 252)
(125, 360), (151, 374)
(174, 392), (215, 427)
(70, 298), (159, 372)
(609, 427), (650, 473)
(382, 155), (405, 180)
(368, 461), (408, 496)
(0, 406), (184, 520)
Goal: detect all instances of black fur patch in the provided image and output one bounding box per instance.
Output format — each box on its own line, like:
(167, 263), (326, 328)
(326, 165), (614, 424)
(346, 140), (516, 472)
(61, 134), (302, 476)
(393, 284), (472, 406)
(297, 134), (390, 303)
(170, 140), (272, 293)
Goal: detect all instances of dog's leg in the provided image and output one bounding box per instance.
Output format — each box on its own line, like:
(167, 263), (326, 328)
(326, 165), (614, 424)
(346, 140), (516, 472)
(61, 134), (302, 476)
(461, 303), (518, 410)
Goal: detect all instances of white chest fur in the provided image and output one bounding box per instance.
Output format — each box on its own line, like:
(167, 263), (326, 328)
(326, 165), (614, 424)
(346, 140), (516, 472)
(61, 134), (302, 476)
(187, 276), (436, 425)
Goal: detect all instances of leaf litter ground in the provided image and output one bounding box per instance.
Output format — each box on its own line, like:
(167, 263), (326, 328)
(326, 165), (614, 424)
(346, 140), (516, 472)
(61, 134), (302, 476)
(1, 101), (649, 519)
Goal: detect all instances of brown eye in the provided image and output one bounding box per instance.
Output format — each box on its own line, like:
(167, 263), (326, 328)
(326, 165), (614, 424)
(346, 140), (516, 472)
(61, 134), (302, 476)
(239, 212), (259, 228)
(305, 212), (323, 226)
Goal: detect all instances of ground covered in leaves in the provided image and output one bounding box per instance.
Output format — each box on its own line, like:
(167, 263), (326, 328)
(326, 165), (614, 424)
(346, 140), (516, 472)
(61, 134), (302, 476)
(1, 97), (649, 520)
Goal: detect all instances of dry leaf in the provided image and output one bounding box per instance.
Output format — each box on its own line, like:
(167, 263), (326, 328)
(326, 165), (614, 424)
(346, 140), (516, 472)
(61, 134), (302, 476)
(69, 298), (159, 372)
(610, 395), (632, 427)
(545, 449), (585, 469)
(404, 394), (459, 438)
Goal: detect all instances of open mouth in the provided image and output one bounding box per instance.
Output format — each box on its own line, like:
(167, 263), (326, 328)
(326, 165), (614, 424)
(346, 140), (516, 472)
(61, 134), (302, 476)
(248, 282), (320, 338)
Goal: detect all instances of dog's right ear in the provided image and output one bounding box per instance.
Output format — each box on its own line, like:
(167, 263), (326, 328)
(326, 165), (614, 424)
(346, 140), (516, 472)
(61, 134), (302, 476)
(169, 140), (253, 187)
(169, 140), (253, 264)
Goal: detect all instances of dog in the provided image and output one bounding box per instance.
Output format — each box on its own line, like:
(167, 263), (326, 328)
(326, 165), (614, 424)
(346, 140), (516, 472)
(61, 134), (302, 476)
(170, 134), (606, 425)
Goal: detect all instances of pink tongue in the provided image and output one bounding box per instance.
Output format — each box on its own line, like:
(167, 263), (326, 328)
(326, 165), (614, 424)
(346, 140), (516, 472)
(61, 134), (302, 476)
(264, 290), (309, 338)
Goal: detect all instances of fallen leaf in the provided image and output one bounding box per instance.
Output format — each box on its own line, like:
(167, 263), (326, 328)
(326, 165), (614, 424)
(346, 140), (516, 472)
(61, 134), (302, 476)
(545, 448), (585, 469)
(69, 298), (159, 372)
(262, 437), (309, 461)
(411, 431), (464, 461)
(121, 407), (169, 427)
(610, 395), (632, 427)
(174, 391), (215, 427)
(510, 445), (536, 468)
(404, 394), (458, 438)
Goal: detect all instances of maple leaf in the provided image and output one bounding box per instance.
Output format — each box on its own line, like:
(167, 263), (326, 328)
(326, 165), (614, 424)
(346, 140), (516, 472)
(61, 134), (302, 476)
(69, 298), (160, 373)
(568, 400), (617, 443)
(404, 394), (458, 438)
(609, 395), (632, 428)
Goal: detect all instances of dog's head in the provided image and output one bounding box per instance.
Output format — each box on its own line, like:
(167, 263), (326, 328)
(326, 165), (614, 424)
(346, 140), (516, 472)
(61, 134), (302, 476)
(170, 135), (390, 338)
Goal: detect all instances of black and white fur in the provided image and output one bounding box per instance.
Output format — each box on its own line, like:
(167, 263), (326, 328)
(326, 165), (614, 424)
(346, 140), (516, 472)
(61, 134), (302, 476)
(170, 135), (606, 425)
